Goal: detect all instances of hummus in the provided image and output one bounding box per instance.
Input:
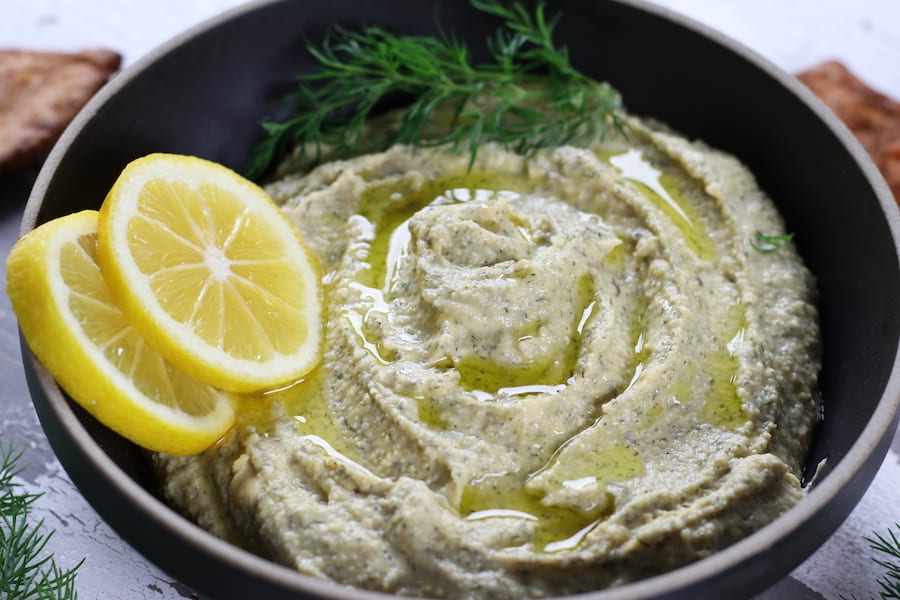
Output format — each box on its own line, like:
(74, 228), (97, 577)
(154, 118), (820, 598)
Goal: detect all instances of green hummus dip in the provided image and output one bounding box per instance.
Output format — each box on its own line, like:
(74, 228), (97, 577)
(154, 118), (820, 598)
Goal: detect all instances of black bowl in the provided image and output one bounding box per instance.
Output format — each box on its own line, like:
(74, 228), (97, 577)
(20, 0), (900, 598)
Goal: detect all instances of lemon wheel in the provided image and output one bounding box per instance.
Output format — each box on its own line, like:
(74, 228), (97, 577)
(7, 210), (236, 455)
(97, 154), (323, 393)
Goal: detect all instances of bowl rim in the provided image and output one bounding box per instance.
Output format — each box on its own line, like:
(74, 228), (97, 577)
(20, 0), (900, 598)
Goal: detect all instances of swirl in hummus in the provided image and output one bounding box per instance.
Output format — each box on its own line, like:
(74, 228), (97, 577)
(154, 118), (820, 598)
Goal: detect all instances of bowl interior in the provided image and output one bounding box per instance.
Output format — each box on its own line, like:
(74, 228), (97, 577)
(22, 0), (900, 599)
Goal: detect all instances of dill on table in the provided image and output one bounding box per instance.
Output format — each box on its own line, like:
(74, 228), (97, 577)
(866, 524), (900, 599)
(1, 442), (81, 600)
(243, 0), (626, 180)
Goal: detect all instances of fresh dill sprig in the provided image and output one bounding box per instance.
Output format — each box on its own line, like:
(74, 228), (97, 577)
(244, 0), (625, 180)
(866, 524), (900, 599)
(1, 442), (82, 600)
(750, 231), (794, 253)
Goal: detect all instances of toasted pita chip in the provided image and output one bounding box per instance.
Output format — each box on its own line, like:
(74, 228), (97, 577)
(0, 49), (121, 173)
(797, 61), (900, 203)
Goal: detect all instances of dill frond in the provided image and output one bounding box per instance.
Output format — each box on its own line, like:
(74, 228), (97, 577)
(866, 524), (900, 599)
(0, 442), (82, 600)
(750, 231), (795, 253)
(244, 0), (625, 180)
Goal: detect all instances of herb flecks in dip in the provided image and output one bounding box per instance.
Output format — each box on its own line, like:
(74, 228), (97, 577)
(155, 119), (820, 598)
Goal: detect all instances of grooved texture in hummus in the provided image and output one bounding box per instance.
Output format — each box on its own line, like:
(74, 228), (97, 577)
(154, 118), (820, 598)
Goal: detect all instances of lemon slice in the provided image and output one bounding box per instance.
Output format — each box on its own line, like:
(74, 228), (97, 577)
(7, 210), (235, 455)
(97, 154), (322, 393)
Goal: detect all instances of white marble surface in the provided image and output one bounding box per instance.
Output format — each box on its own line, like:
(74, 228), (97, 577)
(1, 1), (898, 599)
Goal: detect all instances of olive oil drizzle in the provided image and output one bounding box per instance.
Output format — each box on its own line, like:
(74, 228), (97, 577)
(240, 370), (382, 477)
(602, 149), (717, 261)
(240, 158), (749, 555)
(461, 443), (644, 552)
(455, 274), (597, 396)
(343, 282), (392, 365)
(623, 308), (652, 393)
(347, 171), (603, 402)
(461, 474), (609, 552)
(357, 171), (533, 291)
(698, 307), (748, 428)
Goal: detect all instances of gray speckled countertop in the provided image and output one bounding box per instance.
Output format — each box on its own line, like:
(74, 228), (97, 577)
(1, 1), (898, 598)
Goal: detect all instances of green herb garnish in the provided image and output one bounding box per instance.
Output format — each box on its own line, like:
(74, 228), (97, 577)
(867, 523), (900, 599)
(1, 442), (82, 600)
(244, 0), (625, 180)
(750, 231), (794, 253)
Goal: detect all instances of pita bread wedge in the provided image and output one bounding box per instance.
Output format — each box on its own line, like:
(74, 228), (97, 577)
(0, 49), (121, 173)
(798, 61), (900, 203)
